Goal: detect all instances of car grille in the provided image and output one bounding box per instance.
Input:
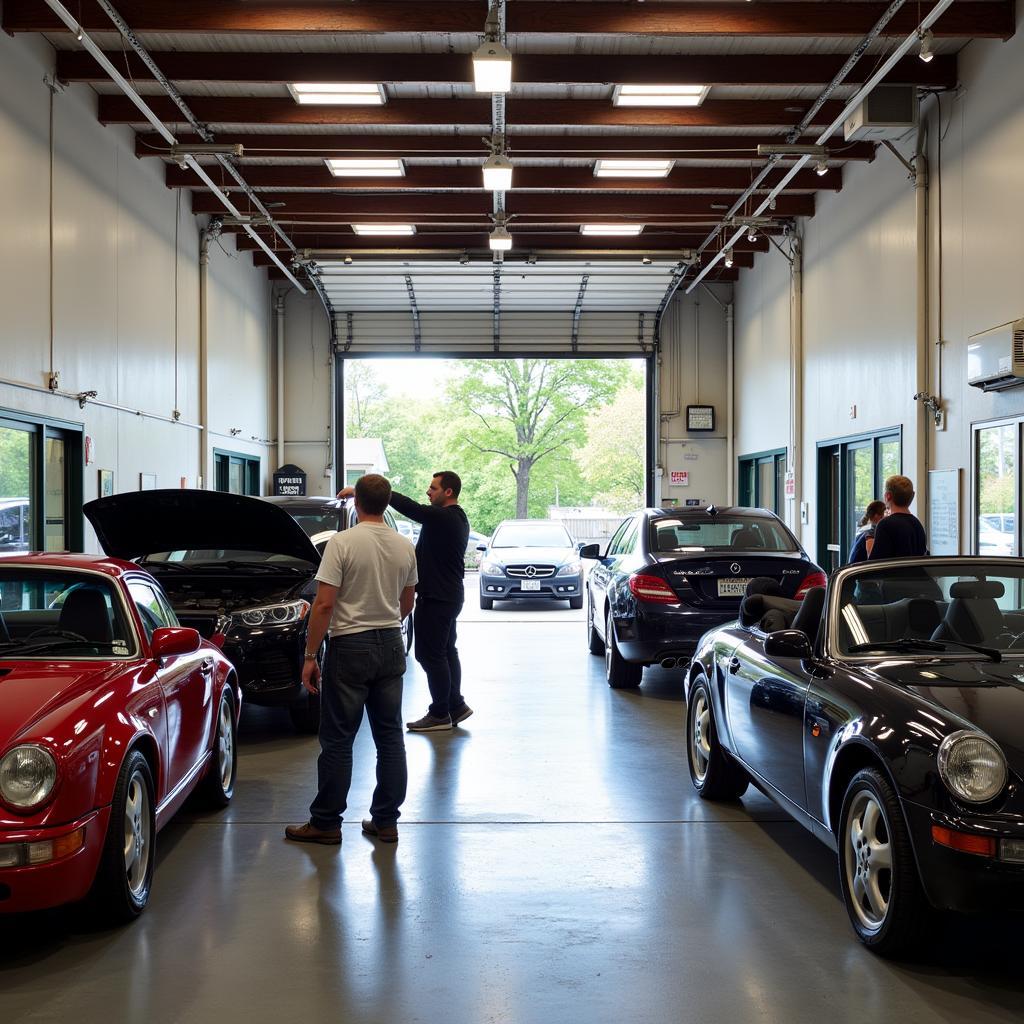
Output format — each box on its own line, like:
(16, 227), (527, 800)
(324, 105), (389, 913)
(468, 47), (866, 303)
(241, 649), (297, 691)
(505, 564), (556, 578)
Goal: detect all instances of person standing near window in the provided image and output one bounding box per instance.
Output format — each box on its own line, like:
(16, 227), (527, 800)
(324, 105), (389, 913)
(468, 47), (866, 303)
(868, 476), (928, 559)
(848, 500), (886, 563)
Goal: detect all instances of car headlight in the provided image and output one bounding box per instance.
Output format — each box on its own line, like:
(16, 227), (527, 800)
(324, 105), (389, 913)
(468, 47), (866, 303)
(481, 561), (504, 576)
(0, 745), (58, 810)
(235, 599), (310, 628)
(557, 561), (582, 577)
(937, 730), (1008, 804)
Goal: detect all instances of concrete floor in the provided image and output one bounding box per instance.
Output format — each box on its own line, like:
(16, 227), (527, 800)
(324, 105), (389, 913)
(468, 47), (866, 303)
(2, 594), (1023, 1022)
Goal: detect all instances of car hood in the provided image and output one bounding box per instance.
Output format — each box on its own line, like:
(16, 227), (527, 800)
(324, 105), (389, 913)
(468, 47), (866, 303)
(0, 662), (121, 753)
(84, 489), (320, 564)
(485, 546), (577, 564)
(867, 659), (1024, 766)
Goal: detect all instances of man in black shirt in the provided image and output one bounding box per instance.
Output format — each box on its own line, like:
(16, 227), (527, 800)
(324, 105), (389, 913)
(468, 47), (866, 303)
(868, 474), (928, 559)
(340, 470), (471, 731)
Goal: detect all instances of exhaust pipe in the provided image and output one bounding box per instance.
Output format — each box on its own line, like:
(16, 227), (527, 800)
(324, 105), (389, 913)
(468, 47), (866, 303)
(660, 657), (678, 669)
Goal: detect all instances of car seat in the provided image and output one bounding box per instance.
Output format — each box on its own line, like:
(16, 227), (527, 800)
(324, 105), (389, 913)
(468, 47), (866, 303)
(791, 586), (826, 648)
(58, 587), (113, 644)
(932, 581), (1005, 646)
(730, 526), (762, 549)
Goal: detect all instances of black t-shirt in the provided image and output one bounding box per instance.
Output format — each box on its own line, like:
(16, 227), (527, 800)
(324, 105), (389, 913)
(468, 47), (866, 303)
(868, 513), (927, 560)
(389, 492), (469, 603)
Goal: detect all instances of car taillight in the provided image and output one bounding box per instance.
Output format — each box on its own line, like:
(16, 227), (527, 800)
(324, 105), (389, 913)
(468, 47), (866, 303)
(795, 571), (827, 600)
(628, 573), (679, 604)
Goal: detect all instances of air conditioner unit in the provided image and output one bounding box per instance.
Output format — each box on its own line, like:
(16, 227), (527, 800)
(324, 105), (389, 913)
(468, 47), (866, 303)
(844, 86), (919, 142)
(967, 319), (1024, 392)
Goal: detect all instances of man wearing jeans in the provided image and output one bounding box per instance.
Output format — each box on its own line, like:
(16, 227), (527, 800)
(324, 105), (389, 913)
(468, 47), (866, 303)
(341, 470), (471, 732)
(285, 474), (417, 846)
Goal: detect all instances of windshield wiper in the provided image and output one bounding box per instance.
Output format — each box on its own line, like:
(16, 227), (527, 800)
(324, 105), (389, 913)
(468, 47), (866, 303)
(848, 637), (1002, 663)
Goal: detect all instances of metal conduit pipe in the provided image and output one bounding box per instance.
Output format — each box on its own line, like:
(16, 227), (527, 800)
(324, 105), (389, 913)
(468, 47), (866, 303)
(199, 219), (222, 489)
(915, 140), (930, 529)
(699, 283), (733, 505)
(790, 238), (804, 536)
(275, 290), (290, 469)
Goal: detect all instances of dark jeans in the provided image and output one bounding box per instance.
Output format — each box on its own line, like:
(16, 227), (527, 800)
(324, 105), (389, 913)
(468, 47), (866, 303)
(413, 597), (464, 719)
(310, 628), (408, 830)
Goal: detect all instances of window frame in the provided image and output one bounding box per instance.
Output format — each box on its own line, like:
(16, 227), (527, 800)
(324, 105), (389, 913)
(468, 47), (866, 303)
(971, 415), (1021, 557)
(737, 448), (787, 515)
(213, 448), (261, 496)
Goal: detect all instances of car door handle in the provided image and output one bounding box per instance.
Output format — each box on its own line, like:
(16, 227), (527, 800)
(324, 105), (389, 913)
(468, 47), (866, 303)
(728, 657), (741, 674)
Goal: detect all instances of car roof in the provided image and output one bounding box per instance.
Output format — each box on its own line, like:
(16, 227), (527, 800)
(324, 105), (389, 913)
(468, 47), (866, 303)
(646, 506), (781, 520)
(0, 553), (138, 576)
(495, 519), (570, 527)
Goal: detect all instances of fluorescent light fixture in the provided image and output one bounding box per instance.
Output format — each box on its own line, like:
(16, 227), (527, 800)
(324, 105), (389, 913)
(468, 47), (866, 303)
(482, 151), (513, 191)
(580, 224), (644, 236)
(918, 29), (935, 63)
(351, 224), (416, 235)
(594, 158), (674, 178)
(489, 225), (513, 251)
(325, 158), (404, 177)
(288, 83), (385, 105)
(613, 84), (709, 107)
(472, 40), (513, 93)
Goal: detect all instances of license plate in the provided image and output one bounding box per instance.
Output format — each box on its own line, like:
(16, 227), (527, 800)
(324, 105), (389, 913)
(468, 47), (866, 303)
(717, 578), (752, 598)
(520, 580), (542, 592)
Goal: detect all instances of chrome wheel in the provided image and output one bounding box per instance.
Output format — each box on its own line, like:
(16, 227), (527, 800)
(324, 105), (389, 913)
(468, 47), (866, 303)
(843, 789), (893, 932)
(217, 698), (234, 791)
(689, 689), (711, 783)
(123, 770), (152, 898)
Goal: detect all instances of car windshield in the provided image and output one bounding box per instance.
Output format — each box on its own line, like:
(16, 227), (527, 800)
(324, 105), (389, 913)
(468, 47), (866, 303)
(835, 559), (1024, 657)
(491, 523), (573, 548)
(0, 569), (136, 659)
(143, 549), (314, 568)
(651, 516), (797, 553)
(287, 511), (344, 538)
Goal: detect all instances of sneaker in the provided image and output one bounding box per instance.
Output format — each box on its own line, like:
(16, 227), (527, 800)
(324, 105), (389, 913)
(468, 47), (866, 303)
(451, 704), (474, 725)
(285, 821), (341, 845)
(406, 713), (453, 732)
(362, 819), (399, 843)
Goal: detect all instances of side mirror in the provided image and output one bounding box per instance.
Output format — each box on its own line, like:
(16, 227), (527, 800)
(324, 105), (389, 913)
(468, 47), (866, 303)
(152, 626), (202, 661)
(579, 543), (601, 560)
(476, 543), (488, 552)
(764, 629), (812, 660)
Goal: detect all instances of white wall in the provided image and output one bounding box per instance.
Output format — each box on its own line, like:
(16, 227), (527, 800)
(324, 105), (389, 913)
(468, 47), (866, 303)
(733, 16), (1024, 556)
(0, 31), (274, 551)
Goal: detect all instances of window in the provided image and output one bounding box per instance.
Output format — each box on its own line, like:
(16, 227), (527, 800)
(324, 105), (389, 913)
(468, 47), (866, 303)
(974, 420), (1019, 556)
(0, 412), (82, 553)
(738, 449), (786, 515)
(214, 450), (260, 495)
(128, 579), (178, 640)
(651, 515), (797, 553)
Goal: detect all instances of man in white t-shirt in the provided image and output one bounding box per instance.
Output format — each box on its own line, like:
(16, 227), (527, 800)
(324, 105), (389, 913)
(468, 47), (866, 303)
(285, 474), (417, 846)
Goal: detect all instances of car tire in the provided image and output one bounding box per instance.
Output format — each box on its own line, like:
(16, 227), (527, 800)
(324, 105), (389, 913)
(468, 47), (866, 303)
(402, 613), (414, 654)
(198, 690), (237, 808)
(605, 609), (642, 688)
(569, 595), (584, 610)
(90, 749), (156, 923)
(587, 592), (605, 655)
(838, 768), (931, 957)
(480, 595), (494, 610)
(686, 676), (749, 800)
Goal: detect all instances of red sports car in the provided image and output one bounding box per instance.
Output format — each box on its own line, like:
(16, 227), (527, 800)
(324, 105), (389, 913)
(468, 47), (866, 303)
(0, 554), (239, 920)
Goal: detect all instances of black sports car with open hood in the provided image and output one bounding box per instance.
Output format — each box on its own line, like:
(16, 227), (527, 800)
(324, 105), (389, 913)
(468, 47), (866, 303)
(85, 489), (326, 732)
(685, 556), (1024, 957)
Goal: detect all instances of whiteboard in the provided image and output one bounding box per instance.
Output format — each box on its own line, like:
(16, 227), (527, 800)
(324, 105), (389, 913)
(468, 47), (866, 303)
(928, 469), (960, 556)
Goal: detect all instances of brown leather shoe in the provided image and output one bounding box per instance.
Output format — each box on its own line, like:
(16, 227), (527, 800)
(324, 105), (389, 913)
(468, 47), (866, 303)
(285, 821), (341, 845)
(361, 819), (398, 843)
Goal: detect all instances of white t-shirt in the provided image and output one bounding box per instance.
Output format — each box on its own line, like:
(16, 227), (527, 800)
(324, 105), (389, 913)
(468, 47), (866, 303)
(315, 523), (418, 636)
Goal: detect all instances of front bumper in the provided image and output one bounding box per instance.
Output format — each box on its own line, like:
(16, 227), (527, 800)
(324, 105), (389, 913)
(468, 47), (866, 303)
(615, 605), (738, 664)
(480, 572), (582, 601)
(223, 626), (306, 706)
(902, 800), (1024, 913)
(0, 807), (110, 913)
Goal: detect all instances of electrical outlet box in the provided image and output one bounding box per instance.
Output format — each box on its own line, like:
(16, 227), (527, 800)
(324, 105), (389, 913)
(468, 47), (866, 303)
(800, 501), (809, 525)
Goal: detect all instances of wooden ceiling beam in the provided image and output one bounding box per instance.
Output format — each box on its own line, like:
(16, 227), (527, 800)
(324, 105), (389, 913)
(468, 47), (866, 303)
(139, 132), (878, 161)
(166, 163), (842, 192)
(6, 2), (1013, 38)
(98, 96), (848, 129)
(191, 191), (815, 218)
(58, 50), (956, 88)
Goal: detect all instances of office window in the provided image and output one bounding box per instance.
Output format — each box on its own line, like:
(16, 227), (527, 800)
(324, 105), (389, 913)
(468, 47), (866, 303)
(738, 449), (786, 515)
(975, 420), (1018, 556)
(214, 450), (260, 496)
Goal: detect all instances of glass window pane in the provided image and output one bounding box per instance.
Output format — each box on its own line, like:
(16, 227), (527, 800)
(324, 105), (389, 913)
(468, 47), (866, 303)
(977, 424), (1017, 556)
(879, 438), (901, 485)
(757, 460), (774, 512)
(847, 444), (875, 542)
(44, 436), (66, 552)
(0, 425), (34, 554)
(228, 460), (244, 495)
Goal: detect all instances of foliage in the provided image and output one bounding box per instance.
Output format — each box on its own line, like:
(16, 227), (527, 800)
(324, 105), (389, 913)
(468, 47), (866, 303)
(577, 384), (647, 513)
(0, 427), (31, 499)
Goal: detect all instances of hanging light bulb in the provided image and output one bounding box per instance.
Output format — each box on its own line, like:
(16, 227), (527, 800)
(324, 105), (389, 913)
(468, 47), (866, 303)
(918, 29), (935, 63)
(723, 248), (734, 269)
(815, 159), (829, 177)
(746, 227), (758, 243)
(489, 224), (512, 251)
(473, 39), (513, 93)
(482, 150), (514, 191)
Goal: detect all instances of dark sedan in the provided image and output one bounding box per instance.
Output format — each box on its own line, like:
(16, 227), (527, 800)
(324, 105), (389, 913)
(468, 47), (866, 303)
(686, 556), (1024, 956)
(583, 506), (825, 688)
(478, 519), (584, 610)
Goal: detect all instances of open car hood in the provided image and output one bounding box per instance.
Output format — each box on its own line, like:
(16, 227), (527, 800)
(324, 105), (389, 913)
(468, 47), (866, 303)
(84, 489), (320, 564)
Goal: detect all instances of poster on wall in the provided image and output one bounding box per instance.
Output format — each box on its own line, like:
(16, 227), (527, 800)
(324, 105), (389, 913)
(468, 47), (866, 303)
(139, 473), (157, 491)
(98, 469), (114, 497)
(928, 469), (959, 556)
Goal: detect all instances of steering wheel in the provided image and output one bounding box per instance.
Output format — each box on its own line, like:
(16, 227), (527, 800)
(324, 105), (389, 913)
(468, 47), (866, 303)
(26, 628), (88, 642)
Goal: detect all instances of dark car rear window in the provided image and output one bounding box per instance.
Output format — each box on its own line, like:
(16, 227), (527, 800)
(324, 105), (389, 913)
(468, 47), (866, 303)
(650, 516), (797, 553)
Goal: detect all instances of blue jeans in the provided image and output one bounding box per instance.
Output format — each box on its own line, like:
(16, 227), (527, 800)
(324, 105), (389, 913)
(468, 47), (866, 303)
(309, 628), (408, 830)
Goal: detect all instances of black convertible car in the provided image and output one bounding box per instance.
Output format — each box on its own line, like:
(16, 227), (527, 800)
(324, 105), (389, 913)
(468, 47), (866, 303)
(583, 506), (825, 688)
(85, 490), (411, 733)
(686, 556), (1024, 956)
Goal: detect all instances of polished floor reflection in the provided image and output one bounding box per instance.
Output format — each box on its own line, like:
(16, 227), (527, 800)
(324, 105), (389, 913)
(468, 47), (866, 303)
(2, 612), (1022, 1023)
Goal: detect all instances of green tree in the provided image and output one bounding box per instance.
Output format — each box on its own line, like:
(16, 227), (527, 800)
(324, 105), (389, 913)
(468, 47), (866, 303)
(0, 428), (31, 498)
(577, 384), (646, 512)
(450, 359), (627, 518)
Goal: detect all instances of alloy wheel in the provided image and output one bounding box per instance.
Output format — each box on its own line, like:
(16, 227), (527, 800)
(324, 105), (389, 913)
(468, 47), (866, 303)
(122, 770), (153, 898)
(217, 698), (234, 791)
(843, 789), (893, 931)
(690, 689), (711, 783)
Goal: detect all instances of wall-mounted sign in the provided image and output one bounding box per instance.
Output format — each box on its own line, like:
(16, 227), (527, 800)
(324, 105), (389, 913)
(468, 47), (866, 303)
(273, 463), (307, 497)
(784, 470), (795, 498)
(685, 498), (703, 507)
(686, 405), (715, 432)
(670, 471), (690, 486)
(928, 468), (959, 555)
